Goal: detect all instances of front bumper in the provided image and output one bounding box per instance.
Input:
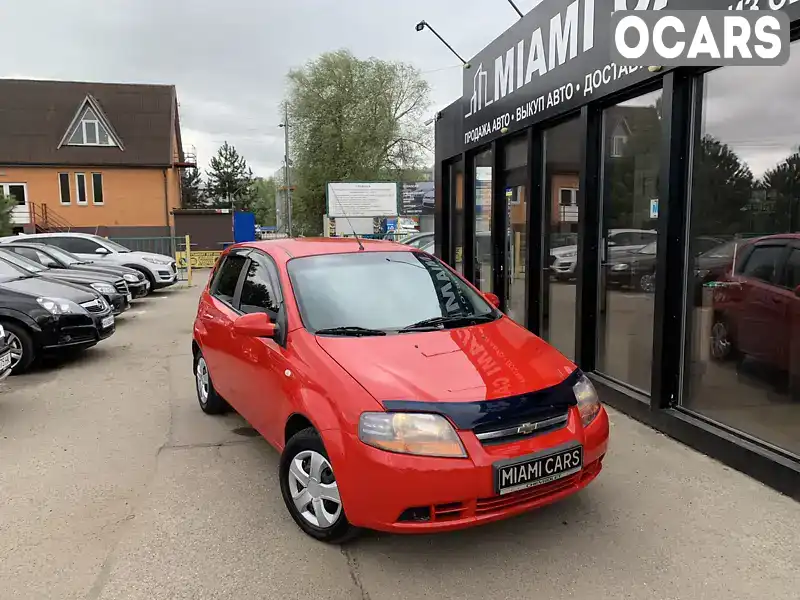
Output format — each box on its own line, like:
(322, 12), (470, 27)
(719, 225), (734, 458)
(334, 406), (609, 533)
(550, 256), (577, 276)
(38, 309), (115, 351)
(129, 280), (148, 298)
(104, 291), (129, 315)
(152, 261), (178, 289)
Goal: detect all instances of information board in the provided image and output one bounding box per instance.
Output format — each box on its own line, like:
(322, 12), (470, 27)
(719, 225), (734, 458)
(326, 182), (399, 218)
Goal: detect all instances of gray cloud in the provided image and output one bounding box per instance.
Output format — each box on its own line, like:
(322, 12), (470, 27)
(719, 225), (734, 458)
(1, 0), (542, 176)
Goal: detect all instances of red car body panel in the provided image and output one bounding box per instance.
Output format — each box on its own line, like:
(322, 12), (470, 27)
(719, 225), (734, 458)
(193, 238), (609, 533)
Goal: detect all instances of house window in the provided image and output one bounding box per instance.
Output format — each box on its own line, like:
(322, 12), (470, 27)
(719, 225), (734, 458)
(64, 103), (119, 148)
(611, 135), (627, 158)
(76, 173), (87, 205)
(59, 173), (71, 205)
(559, 188), (578, 206)
(92, 173), (104, 205)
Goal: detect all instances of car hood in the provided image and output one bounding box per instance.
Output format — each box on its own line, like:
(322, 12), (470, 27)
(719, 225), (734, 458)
(127, 251), (174, 263)
(550, 245), (577, 257)
(38, 269), (119, 285)
(75, 262), (141, 277)
(0, 275), (98, 303)
(315, 317), (576, 402)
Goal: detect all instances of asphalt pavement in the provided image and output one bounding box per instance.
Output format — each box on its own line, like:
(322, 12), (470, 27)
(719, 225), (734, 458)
(0, 279), (798, 600)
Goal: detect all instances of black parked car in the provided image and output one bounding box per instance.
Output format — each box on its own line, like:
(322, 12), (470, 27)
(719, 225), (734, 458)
(3, 242), (148, 299)
(0, 258), (115, 374)
(0, 249), (130, 315)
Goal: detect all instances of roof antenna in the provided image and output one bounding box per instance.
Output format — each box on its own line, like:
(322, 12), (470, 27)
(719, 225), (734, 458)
(329, 186), (365, 251)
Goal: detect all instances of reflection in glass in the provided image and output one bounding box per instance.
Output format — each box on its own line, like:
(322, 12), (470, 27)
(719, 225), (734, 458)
(597, 89), (663, 393)
(504, 135), (528, 326)
(474, 149), (493, 293)
(543, 117), (582, 359)
(451, 161), (465, 274)
(683, 47), (800, 456)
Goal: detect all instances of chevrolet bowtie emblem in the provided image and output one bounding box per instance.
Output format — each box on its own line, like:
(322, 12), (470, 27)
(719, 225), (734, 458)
(516, 422), (538, 435)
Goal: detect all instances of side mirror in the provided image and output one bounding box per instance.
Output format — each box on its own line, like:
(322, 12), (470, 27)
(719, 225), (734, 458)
(233, 312), (277, 338)
(95, 247), (109, 255)
(484, 292), (501, 309)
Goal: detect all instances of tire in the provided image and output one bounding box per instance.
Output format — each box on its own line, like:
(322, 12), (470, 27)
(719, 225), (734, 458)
(710, 319), (737, 362)
(637, 272), (656, 293)
(193, 351), (230, 414)
(1, 321), (36, 374)
(279, 428), (360, 544)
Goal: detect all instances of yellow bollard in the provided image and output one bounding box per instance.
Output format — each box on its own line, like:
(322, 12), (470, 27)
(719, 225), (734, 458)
(185, 234), (193, 287)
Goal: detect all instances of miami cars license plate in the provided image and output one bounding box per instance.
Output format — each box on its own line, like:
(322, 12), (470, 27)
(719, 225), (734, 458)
(101, 316), (114, 329)
(494, 444), (583, 495)
(0, 350), (11, 371)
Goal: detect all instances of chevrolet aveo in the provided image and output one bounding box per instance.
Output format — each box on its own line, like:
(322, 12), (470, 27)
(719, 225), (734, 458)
(192, 239), (609, 543)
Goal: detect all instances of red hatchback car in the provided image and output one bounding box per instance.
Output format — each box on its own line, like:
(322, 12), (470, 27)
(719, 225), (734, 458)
(192, 238), (609, 542)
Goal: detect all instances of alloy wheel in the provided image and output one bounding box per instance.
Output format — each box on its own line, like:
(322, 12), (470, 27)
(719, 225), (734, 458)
(195, 357), (209, 404)
(5, 332), (23, 369)
(711, 321), (731, 360)
(640, 274), (656, 293)
(286, 450), (342, 529)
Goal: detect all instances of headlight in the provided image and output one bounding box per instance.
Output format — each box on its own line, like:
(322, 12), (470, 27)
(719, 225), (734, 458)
(573, 374), (601, 427)
(90, 282), (116, 295)
(142, 257), (171, 265)
(695, 269), (710, 278)
(0, 324), (5, 339)
(611, 263), (630, 271)
(358, 412), (467, 458)
(562, 250), (577, 258)
(123, 273), (138, 283)
(36, 297), (85, 315)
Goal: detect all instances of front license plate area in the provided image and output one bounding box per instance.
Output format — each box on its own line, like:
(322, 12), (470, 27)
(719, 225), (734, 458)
(0, 350), (11, 370)
(494, 444), (583, 496)
(101, 316), (114, 329)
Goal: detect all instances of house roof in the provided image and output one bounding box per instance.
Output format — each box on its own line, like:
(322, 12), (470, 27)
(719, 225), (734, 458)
(0, 79), (179, 167)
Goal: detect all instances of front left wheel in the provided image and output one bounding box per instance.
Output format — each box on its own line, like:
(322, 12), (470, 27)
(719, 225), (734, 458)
(194, 352), (230, 414)
(279, 427), (359, 544)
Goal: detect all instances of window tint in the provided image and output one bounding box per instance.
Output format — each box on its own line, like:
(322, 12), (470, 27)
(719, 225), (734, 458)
(76, 173), (87, 204)
(92, 173), (104, 204)
(609, 232), (634, 245)
(741, 245), (784, 283)
(9, 247), (45, 264)
(55, 236), (102, 254)
(59, 173), (71, 204)
(782, 249), (800, 290)
(211, 254), (247, 304)
(239, 257), (279, 314)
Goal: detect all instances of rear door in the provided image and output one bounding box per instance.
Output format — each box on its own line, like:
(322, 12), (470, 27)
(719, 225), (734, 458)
(732, 242), (790, 364)
(198, 250), (249, 402)
(230, 250), (290, 446)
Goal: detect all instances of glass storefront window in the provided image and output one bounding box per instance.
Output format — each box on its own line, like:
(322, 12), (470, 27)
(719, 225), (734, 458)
(504, 136), (528, 326)
(683, 42), (800, 456)
(597, 88), (663, 393)
(474, 148), (493, 293)
(543, 117), (582, 359)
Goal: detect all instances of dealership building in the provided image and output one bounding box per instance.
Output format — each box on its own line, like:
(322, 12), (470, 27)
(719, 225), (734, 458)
(432, 0), (800, 498)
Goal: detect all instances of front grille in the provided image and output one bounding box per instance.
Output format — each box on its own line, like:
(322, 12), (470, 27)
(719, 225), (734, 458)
(80, 299), (106, 313)
(114, 280), (129, 294)
(474, 410), (570, 445)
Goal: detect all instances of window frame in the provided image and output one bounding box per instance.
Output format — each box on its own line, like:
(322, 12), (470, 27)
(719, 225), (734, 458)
(209, 250), (251, 309)
(737, 242), (789, 286)
(780, 244), (800, 290)
(75, 173), (88, 205)
(58, 173), (71, 205)
(91, 173), (104, 205)
(237, 252), (283, 318)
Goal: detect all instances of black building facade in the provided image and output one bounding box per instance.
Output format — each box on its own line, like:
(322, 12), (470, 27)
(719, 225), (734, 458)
(434, 0), (800, 498)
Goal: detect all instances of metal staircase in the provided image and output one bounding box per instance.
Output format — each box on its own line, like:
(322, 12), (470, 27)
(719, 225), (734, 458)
(28, 202), (75, 233)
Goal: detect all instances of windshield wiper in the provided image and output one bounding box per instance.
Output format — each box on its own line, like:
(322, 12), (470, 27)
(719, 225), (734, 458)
(400, 314), (495, 332)
(315, 326), (387, 337)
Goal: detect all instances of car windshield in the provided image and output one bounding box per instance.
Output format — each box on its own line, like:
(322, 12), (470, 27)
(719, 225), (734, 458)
(638, 242), (657, 255)
(0, 250), (46, 273)
(35, 244), (81, 265)
(287, 251), (497, 333)
(97, 237), (130, 253)
(0, 258), (31, 282)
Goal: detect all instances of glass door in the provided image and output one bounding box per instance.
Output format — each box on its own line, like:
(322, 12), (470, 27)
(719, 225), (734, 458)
(501, 136), (528, 326)
(474, 148), (494, 293)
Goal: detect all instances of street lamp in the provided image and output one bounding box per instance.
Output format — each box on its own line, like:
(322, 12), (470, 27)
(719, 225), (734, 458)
(414, 21), (470, 69)
(279, 108), (293, 237)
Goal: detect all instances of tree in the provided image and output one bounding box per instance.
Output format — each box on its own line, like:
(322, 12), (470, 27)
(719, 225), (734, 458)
(286, 49), (432, 235)
(251, 177), (277, 227)
(760, 151), (800, 233)
(0, 192), (14, 236)
(691, 135), (754, 236)
(205, 142), (255, 211)
(180, 168), (204, 208)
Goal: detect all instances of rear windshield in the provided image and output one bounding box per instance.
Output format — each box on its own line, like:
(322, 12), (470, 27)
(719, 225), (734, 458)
(287, 251), (495, 333)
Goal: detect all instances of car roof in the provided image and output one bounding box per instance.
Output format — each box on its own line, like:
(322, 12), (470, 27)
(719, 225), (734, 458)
(236, 237), (417, 260)
(21, 232), (100, 239)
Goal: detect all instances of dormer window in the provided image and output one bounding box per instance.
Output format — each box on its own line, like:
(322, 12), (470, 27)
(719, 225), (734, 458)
(58, 95), (124, 149)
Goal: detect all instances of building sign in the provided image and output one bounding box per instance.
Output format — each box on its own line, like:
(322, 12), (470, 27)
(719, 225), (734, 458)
(176, 250), (221, 269)
(461, 0), (800, 149)
(326, 182), (399, 217)
(400, 182), (435, 216)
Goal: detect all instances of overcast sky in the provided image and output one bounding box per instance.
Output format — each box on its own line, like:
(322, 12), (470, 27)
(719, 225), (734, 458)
(1, 0), (545, 177)
(3, 0), (797, 180)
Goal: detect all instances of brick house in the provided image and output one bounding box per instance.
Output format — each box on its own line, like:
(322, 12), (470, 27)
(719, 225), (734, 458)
(0, 79), (195, 236)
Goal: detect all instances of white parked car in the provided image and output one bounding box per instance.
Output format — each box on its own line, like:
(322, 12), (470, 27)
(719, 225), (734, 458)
(549, 228), (657, 280)
(0, 233), (177, 293)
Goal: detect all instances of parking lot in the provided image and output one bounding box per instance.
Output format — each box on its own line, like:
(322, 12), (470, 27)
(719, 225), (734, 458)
(1, 277), (799, 600)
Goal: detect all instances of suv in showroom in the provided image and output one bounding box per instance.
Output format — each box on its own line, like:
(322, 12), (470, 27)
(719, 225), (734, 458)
(1, 233), (177, 294)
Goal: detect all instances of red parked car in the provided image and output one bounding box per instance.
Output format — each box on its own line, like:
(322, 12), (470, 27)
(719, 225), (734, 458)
(192, 238), (609, 542)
